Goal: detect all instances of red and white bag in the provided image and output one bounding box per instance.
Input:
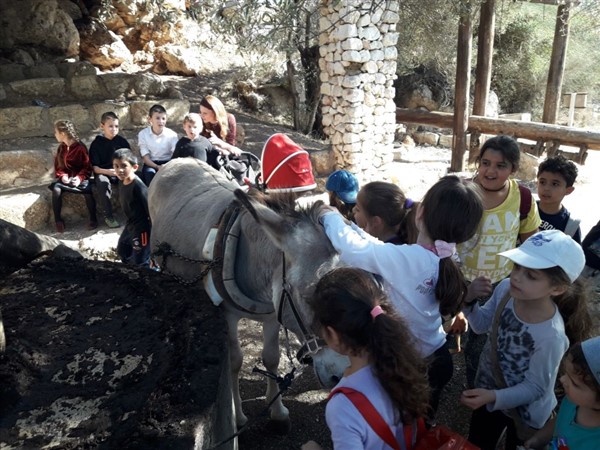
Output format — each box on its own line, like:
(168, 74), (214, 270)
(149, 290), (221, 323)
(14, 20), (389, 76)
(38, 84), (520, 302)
(260, 133), (316, 192)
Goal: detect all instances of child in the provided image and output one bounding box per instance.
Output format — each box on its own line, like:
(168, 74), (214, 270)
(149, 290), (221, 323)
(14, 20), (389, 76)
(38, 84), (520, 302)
(89, 111), (131, 228)
(581, 219), (600, 290)
(525, 336), (600, 450)
(319, 175), (484, 420)
(49, 119), (97, 233)
(461, 230), (593, 450)
(325, 170), (359, 222)
(112, 148), (152, 268)
(199, 95), (242, 156)
(353, 181), (418, 245)
(172, 113), (234, 169)
(536, 155), (581, 242)
(457, 135), (541, 388)
(138, 104), (178, 186)
(301, 267), (430, 450)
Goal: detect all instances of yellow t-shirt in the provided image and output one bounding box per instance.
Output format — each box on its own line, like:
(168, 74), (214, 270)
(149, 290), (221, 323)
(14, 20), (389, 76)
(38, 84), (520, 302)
(458, 179), (541, 283)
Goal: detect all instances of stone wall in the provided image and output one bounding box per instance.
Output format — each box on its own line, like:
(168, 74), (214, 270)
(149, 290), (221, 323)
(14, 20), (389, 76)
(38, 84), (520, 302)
(319, 0), (399, 182)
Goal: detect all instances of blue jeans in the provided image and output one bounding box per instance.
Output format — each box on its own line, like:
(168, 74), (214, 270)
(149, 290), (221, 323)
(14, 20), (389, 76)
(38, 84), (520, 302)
(142, 160), (169, 186)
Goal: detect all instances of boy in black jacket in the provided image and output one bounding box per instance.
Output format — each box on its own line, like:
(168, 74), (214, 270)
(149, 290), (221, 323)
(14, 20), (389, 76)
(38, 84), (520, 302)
(89, 112), (131, 228)
(112, 149), (151, 268)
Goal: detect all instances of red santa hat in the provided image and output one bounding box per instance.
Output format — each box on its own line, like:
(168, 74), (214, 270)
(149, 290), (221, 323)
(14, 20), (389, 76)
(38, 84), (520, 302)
(260, 133), (317, 192)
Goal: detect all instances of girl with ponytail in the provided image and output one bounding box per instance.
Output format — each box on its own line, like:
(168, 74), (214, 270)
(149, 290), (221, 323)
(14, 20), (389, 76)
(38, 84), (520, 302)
(319, 175), (484, 421)
(302, 268), (430, 450)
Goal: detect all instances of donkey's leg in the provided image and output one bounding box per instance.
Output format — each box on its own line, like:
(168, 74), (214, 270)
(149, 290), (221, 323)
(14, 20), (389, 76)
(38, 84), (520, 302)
(262, 317), (290, 431)
(226, 312), (247, 428)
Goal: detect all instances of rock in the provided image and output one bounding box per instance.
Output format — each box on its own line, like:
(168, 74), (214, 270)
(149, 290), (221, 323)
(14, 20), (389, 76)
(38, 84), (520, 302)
(0, 64), (26, 83)
(413, 131), (439, 146)
(79, 230), (119, 261)
(0, 0), (80, 57)
(0, 218), (81, 276)
(56, 61), (97, 78)
(153, 45), (203, 76)
(79, 20), (133, 70)
(24, 64), (61, 79)
(0, 191), (51, 231)
(8, 78), (66, 99)
(132, 72), (166, 97)
(310, 148), (336, 175)
(0, 106), (45, 139)
(56, 0), (83, 19)
(48, 104), (91, 135)
(68, 75), (110, 101)
(0, 149), (54, 189)
(10, 49), (35, 66)
(515, 151), (540, 182)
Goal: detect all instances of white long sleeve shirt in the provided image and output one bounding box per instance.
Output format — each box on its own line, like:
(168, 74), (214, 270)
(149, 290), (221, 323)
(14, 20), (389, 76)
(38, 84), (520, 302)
(464, 278), (568, 428)
(322, 212), (446, 357)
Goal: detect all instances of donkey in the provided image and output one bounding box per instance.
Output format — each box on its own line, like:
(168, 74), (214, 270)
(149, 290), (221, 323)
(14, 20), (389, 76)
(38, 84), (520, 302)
(148, 158), (348, 430)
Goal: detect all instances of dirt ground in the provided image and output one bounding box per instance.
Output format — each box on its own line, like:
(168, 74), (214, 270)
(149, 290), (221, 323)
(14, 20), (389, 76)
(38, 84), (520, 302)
(0, 257), (229, 449)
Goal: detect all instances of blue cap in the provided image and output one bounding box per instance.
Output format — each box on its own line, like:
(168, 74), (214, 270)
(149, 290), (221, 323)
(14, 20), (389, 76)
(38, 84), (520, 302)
(582, 336), (600, 385)
(325, 170), (359, 204)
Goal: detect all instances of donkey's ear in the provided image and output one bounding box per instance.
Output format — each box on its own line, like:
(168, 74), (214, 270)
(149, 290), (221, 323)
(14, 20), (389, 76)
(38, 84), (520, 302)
(234, 189), (292, 250)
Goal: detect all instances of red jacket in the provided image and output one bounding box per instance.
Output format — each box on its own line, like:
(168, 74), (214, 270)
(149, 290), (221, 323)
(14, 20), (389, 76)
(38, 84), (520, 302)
(54, 142), (92, 182)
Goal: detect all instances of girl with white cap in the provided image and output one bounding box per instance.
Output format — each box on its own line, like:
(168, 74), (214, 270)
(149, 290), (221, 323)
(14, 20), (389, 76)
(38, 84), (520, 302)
(460, 229), (593, 450)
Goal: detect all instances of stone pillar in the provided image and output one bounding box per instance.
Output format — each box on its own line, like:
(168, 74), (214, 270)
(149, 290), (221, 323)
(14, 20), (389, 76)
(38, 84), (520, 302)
(319, 0), (399, 182)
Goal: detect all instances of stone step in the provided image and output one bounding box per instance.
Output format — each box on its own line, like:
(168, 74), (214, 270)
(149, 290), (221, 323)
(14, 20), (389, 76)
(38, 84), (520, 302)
(0, 182), (123, 233)
(0, 98), (190, 139)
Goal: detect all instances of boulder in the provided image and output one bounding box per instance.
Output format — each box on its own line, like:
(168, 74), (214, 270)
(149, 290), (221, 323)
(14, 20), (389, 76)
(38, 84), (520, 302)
(153, 45), (202, 76)
(8, 78), (66, 99)
(413, 131), (439, 146)
(515, 151), (540, 182)
(0, 64), (26, 84)
(48, 104), (91, 135)
(0, 190), (51, 231)
(68, 75), (109, 101)
(79, 20), (133, 70)
(56, 61), (97, 79)
(0, 218), (81, 276)
(310, 148), (336, 176)
(0, 106), (46, 139)
(0, 149), (54, 189)
(0, 0), (80, 56)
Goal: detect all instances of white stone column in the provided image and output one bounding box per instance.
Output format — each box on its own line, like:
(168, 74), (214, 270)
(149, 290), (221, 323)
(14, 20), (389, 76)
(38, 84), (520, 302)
(319, 0), (399, 182)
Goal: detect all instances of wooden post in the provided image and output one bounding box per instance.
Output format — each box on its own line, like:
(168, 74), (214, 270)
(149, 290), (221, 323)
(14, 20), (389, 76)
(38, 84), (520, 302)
(470, 0), (496, 163)
(542, 2), (571, 124)
(452, 5), (473, 172)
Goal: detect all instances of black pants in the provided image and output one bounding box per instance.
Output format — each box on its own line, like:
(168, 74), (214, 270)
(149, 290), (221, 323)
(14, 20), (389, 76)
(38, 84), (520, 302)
(426, 341), (453, 423)
(95, 174), (118, 219)
(468, 406), (521, 450)
(50, 182), (97, 223)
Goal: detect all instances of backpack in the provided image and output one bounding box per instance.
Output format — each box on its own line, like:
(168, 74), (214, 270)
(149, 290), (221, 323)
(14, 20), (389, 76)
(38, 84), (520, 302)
(328, 387), (479, 450)
(564, 215), (581, 238)
(517, 183), (532, 221)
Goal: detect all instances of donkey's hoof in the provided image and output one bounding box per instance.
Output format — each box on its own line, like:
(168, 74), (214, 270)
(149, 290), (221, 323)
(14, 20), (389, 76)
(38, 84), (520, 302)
(266, 417), (292, 435)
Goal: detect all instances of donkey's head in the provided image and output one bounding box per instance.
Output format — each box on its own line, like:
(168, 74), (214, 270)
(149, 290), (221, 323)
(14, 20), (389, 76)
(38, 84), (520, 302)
(235, 189), (348, 387)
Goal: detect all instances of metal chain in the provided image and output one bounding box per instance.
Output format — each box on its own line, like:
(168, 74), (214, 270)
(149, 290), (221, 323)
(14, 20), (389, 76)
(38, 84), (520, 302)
(152, 241), (222, 286)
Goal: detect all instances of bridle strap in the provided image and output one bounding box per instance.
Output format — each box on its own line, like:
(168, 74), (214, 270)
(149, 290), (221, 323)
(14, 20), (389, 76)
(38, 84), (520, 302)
(277, 252), (325, 363)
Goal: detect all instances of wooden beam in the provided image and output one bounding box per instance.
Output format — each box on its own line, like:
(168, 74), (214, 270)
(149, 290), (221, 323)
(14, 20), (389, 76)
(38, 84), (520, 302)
(452, 6), (473, 172)
(542, 3), (571, 123)
(395, 108), (600, 150)
(472, 0), (496, 117)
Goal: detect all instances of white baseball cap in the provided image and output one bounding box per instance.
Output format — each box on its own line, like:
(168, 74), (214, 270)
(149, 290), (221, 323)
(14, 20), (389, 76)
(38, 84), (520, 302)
(499, 229), (585, 283)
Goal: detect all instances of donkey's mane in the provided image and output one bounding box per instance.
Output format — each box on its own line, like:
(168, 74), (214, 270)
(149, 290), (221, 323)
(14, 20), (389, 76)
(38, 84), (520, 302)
(245, 189), (325, 225)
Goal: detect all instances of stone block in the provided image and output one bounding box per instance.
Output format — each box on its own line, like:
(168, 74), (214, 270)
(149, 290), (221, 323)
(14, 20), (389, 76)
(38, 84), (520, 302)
(98, 73), (133, 99)
(89, 102), (132, 129)
(25, 64), (61, 79)
(0, 190), (51, 231)
(0, 106), (45, 138)
(0, 63), (26, 83)
(48, 105), (92, 135)
(0, 149), (55, 189)
(129, 99), (190, 127)
(57, 61), (98, 79)
(515, 151), (540, 182)
(413, 131), (439, 146)
(68, 76), (109, 101)
(438, 134), (454, 148)
(9, 78), (66, 99)
(310, 148), (335, 175)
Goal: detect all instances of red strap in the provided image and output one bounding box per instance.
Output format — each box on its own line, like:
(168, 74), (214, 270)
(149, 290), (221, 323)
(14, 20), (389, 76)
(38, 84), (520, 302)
(329, 387), (404, 450)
